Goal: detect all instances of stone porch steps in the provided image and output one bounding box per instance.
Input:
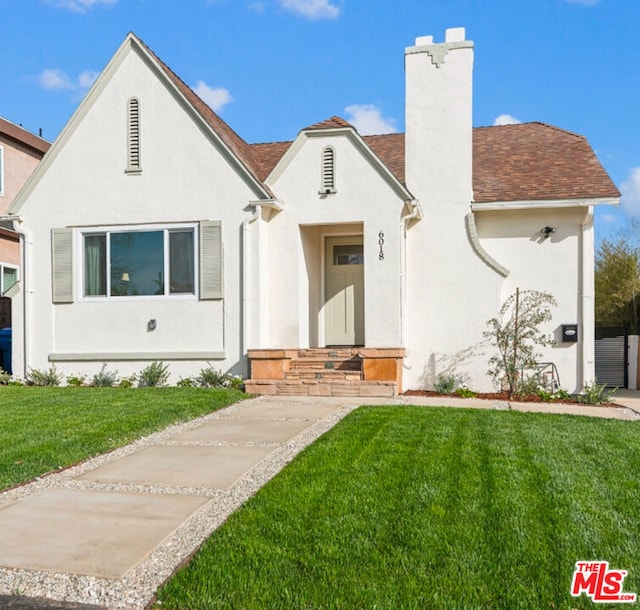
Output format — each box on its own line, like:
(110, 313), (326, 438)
(244, 379), (397, 397)
(247, 347), (405, 397)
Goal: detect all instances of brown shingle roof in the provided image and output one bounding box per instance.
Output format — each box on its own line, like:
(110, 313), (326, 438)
(304, 116), (354, 131)
(249, 122), (619, 203)
(0, 117), (50, 155)
(472, 122), (620, 203)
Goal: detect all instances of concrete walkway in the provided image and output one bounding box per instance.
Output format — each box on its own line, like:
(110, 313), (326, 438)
(0, 393), (637, 609)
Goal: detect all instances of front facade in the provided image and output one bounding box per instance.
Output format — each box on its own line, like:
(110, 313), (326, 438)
(6, 29), (619, 393)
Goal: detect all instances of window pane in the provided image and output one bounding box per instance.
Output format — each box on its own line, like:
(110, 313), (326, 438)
(2, 266), (17, 292)
(84, 234), (106, 296)
(334, 244), (363, 265)
(169, 230), (194, 294)
(110, 231), (164, 296)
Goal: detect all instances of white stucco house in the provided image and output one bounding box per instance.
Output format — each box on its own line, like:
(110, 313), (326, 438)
(5, 28), (619, 395)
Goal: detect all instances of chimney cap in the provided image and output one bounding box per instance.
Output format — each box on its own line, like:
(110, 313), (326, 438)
(445, 27), (466, 42)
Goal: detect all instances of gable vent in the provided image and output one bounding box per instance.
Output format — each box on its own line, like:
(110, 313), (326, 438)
(320, 146), (336, 194)
(126, 97), (141, 173)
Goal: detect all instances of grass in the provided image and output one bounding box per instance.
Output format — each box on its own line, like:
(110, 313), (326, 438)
(155, 406), (640, 610)
(0, 386), (245, 491)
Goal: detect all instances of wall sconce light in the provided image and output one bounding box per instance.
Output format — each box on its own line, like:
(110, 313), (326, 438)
(147, 319), (157, 332)
(540, 226), (556, 239)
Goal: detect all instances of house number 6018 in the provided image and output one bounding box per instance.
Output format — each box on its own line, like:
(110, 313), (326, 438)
(378, 231), (385, 260)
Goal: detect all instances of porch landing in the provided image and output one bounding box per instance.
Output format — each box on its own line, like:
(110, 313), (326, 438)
(246, 348), (405, 397)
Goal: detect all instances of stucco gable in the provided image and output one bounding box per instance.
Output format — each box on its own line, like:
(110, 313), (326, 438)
(260, 118), (413, 202)
(8, 33), (270, 216)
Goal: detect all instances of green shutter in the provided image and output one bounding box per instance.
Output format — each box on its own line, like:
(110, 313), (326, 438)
(200, 221), (223, 299)
(51, 228), (74, 303)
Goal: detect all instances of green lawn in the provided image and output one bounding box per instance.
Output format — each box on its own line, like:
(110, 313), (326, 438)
(0, 386), (245, 491)
(155, 406), (640, 610)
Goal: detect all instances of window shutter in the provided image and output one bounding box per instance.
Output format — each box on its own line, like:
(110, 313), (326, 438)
(51, 228), (74, 303)
(200, 221), (223, 299)
(127, 97), (141, 172)
(321, 146), (335, 193)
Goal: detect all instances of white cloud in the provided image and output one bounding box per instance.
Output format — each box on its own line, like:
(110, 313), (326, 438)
(193, 81), (233, 112)
(47, 0), (118, 12)
(77, 70), (99, 89)
(38, 69), (75, 91)
(344, 104), (397, 136)
(344, 104), (398, 136)
(37, 68), (98, 94)
(621, 167), (640, 215)
(280, 0), (341, 20)
(493, 114), (522, 126)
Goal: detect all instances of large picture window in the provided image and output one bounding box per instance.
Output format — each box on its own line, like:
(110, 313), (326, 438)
(83, 227), (196, 298)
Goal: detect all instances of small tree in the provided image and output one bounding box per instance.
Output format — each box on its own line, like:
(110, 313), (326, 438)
(484, 288), (557, 398)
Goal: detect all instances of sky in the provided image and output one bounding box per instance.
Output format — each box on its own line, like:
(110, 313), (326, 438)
(1, 0), (638, 244)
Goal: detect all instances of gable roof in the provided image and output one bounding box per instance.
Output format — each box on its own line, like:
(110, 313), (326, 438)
(249, 123), (619, 204)
(0, 117), (50, 156)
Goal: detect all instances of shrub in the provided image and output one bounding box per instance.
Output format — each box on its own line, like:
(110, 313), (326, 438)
(25, 366), (62, 386)
(455, 386), (477, 398)
(176, 376), (196, 387)
(577, 381), (614, 405)
(0, 368), (11, 385)
(196, 364), (244, 390)
(118, 375), (137, 388)
(138, 361), (169, 387)
(66, 374), (87, 387)
(91, 364), (119, 387)
(434, 374), (456, 394)
(484, 288), (557, 398)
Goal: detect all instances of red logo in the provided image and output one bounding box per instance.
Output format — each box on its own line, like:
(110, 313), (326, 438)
(571, 561), (636, 603)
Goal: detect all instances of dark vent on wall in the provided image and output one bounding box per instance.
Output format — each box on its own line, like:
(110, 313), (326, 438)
(127, 97), (141, 173)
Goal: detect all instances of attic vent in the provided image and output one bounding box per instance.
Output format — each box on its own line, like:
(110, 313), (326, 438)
(126, 97), (141, 173)
(320, 146), (336, 194)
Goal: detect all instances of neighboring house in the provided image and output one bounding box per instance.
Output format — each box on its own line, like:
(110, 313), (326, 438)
(0, 117), (50, 328)
(5, 29), (620, 394)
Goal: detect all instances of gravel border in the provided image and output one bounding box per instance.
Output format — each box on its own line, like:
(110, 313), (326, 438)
(0, 397), (362, 610)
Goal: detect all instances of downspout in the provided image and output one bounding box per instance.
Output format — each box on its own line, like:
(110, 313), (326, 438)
(399, 199), (422, 369)
(242, 200), (283, 378)
(580, 205), (595, 390)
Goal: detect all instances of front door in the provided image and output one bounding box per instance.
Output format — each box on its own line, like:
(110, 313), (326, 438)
(324, 236), (364, 346)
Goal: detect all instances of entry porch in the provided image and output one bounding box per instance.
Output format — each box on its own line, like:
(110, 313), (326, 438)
(245, 347), (405, 397)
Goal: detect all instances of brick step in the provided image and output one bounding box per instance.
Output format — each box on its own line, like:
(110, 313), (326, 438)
(289, 358), (362, 372)
(284, 370), (363, 381)
(296, 348), (359, 359)
(245, 379), (397, 398)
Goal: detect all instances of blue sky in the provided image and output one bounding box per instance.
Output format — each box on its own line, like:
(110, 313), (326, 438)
(1, 0), (638, 243)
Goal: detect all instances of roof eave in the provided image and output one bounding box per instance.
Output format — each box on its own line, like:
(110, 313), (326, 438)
(471, 196), (620, 212)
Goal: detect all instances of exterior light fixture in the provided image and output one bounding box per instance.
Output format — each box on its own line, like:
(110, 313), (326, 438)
(540, 226), (556, 239)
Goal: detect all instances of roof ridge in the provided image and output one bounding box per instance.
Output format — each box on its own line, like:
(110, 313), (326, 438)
(473, 121), (586, 140)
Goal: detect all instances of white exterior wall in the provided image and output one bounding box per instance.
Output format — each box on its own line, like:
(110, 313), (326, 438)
(403, 30), (502, 391)
(475, 207), (591, 392)
(12, 44), (263, 381)
(264, 132), (407, 349)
